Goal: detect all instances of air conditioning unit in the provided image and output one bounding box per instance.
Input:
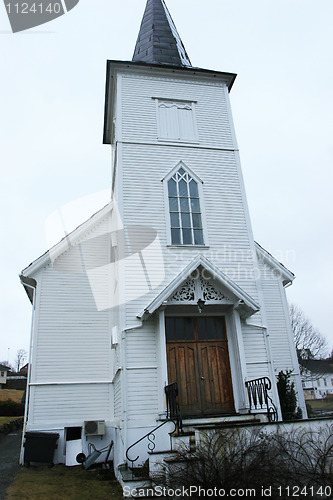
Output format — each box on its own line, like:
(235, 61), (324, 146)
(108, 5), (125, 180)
(84, 420), (106, 436)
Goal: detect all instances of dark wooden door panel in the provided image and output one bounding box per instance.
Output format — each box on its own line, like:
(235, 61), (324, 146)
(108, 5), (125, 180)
(167, 344), (201, 416)
(166, 316), (235, 417)
(198, 343), (234, 414)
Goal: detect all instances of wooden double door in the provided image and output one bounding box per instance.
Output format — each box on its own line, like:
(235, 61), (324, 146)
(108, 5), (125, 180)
(166, 316), (235, 417)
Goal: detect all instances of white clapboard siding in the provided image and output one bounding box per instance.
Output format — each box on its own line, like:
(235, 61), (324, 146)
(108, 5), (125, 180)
(31, 384), (111, 425)
(35, 273), (110, 381)
(121, 74), (233, 148)
(126, 321), (157, 368)
(35, 267), (111, 381)
(125, 319), (159, 421)
(258, 258), (294, 371)
(114, 372), (122, 419)
(242, 326), (268, 365)
(246, 363), (271, 381)
(119, 143), (261, 327)
(126, 368), (159, 421)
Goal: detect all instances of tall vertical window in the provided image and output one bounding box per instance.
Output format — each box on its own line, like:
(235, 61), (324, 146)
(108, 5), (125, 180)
(168, 167), (204, 245)
(157, 100), (197, 142)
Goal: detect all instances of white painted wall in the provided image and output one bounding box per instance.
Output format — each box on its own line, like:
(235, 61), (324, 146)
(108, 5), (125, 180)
(112, 69), (263, 332)
(303, 373), (333, 399)
(22, 63), (306, 469)
(257, 255), (306, 416)
(27, 214), (115, 428)
(0, 370), (8, 385)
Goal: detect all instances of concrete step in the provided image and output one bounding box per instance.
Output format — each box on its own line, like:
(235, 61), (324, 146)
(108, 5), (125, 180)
(148, 449), (179, 477)
(180, 413), (264, 432)
(118, 463), (151, 490)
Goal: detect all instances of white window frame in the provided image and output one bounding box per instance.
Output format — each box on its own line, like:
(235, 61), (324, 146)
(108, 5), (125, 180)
(154, 97), (199, 144)
(163, 161), (209, 247)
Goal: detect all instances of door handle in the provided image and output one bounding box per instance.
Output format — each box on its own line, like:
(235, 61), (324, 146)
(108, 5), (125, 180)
(201, 376), (205, 380)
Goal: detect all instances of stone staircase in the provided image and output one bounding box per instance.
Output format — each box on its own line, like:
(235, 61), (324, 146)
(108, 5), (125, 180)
(118, 413), (265, 496)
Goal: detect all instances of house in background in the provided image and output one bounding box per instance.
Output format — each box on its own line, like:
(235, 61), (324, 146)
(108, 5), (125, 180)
(20, 0), (306, 484)
(0, 364), (10, 388)
(300, 359), (333, 400)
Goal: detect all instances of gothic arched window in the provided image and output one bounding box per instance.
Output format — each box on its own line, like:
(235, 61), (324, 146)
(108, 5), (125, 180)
(167, 167), (204, 245)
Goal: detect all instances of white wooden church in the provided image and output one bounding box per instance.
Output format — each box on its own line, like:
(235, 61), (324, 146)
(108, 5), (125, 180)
(20, 0), (306, 483)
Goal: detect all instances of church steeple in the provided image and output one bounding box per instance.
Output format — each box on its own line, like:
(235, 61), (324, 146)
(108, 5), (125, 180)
(132, 0), (192, 67)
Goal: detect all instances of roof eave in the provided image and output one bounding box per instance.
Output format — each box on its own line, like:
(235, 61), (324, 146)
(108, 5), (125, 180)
(19, 275), (37, 305)
(21, 202), (113, 280)
(255, 241), (295, 286)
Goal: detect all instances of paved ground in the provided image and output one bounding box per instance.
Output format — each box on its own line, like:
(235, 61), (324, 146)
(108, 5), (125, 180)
(0, 431), (22, 500)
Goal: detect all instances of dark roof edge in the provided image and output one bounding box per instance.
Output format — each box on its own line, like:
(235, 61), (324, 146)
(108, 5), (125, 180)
(106, 59), (236, 90)
(0, 364), (10, 371)
(103, 60), (112, 145)
(19, 275), (37, 305)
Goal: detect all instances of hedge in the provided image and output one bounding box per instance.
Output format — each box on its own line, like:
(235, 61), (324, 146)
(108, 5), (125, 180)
(0, 399), (25, 416)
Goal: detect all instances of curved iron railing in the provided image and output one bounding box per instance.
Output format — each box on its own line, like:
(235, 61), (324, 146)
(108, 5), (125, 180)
(125, 419), (177, 471)
(245, 377), (278, 422)
(125, 383), (182, 472)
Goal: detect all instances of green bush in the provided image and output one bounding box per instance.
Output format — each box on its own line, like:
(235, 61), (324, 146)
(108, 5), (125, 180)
(277, 370), (302, 420)
(0, 399), (25, 416)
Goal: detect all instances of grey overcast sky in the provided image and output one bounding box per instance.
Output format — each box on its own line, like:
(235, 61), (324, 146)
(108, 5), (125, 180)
(0, 0), (332, 366)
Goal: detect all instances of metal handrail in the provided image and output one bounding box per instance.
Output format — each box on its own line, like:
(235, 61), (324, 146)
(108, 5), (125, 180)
(165, 382), (183, 433)
(245, 377), (278, 422)
(125, 383), (183, 472)
(125, 419), (177, 471)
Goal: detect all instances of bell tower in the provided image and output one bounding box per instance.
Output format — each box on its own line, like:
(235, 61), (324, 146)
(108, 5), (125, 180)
(102, 0), (305, 426)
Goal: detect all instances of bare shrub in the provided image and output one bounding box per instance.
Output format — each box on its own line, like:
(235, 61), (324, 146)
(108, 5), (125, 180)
(152, 426), (333, 499)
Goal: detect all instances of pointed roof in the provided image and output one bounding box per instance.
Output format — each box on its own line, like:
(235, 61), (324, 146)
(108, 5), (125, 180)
(133, 0), (191, 67)
(20, 203), (113, 303)
(138, 254), (260, 320)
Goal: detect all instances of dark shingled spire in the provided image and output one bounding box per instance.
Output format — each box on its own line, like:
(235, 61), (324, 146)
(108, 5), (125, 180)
(132, 0), (192, 67)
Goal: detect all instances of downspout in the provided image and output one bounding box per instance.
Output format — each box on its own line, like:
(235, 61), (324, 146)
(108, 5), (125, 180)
(19, 276), (36, 465)
(120, 329), (128, 466)
(121, 320), (143, 466)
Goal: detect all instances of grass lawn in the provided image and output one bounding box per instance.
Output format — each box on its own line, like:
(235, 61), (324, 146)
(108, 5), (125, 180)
(0, 416), (21, 426)
(306, 399), (333, 410)
(0, 390), (24, 403)
(6, 465), (124, 500)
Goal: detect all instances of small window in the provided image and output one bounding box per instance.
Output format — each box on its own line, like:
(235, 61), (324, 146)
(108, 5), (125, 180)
(157, 99), (197, 142)
(197, 317), (226, 341)
(324, 379), (327, 386)
(167, 167), (204, 245)
(0, 371), (4, 377)
(165, 317), (195, 342)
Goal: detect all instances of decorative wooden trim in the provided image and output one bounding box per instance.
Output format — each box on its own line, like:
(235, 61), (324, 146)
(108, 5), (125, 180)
(121, 72), (228, 88)
(120, 139), (238, 152)
(137, 254), (260, 320)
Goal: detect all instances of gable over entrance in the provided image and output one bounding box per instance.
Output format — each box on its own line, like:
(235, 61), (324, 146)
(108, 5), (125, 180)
(138, 255), (260, 320)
